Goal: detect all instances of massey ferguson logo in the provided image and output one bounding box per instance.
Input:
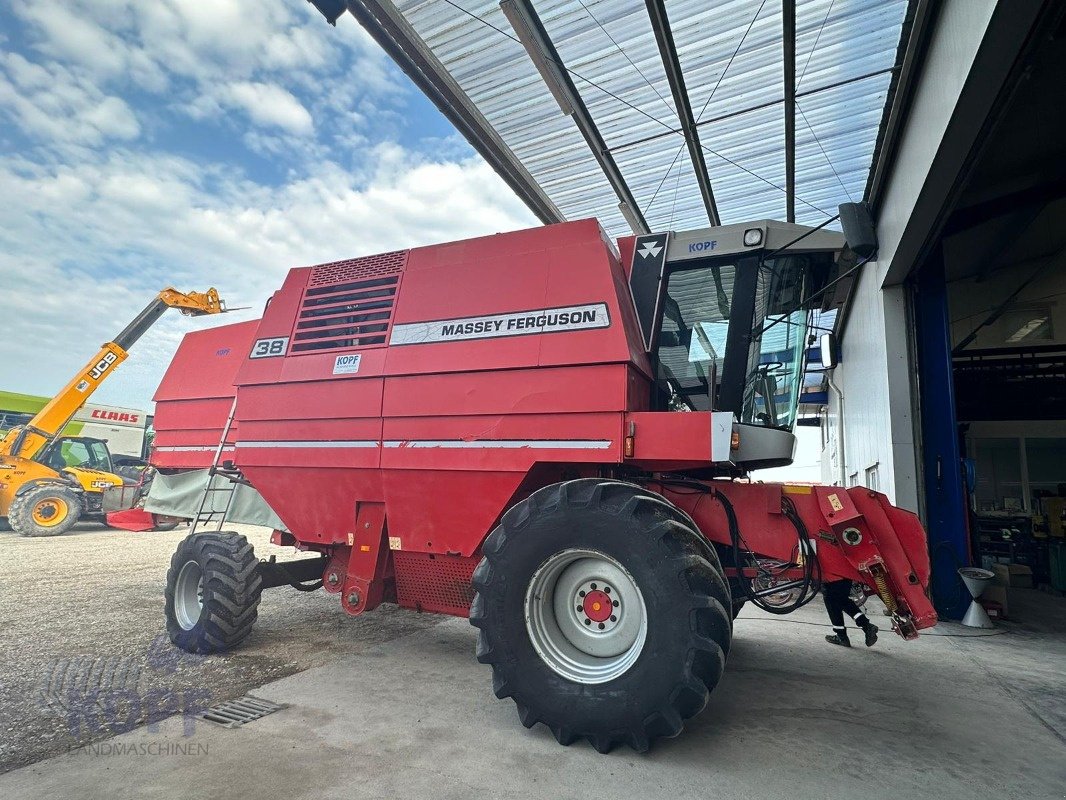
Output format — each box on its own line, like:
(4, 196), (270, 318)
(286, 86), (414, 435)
(88, 352), (118, 381)
(390, 303), (610, 346)
(90, 409), (140, 424)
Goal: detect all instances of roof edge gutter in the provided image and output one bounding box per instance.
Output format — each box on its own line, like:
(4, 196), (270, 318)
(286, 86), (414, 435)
(343, 0), (565, 226)
(865, 0), (941, 213)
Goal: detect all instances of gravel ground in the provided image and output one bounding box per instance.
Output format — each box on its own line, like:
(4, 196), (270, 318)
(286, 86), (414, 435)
(0, 523), (441, 773)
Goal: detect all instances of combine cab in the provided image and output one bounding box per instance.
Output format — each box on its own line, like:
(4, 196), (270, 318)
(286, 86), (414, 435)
(158, 216), (936, 752)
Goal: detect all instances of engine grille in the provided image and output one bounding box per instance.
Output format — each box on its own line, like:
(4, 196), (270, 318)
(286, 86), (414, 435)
(292, 251), (408, 354)
(392, 551), (479, 616)
(308, 250), (406, 286)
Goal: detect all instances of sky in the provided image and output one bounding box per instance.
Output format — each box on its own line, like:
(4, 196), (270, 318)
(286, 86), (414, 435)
(0, 0), (821, 482)
(0, 0), (536, 409)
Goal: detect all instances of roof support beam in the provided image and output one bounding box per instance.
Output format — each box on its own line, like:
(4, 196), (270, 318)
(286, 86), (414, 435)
(500, 0), (649, 234)
(645, 0), (720, 226)
(782, 0), (796, 222)
(342, 0), (564, 226)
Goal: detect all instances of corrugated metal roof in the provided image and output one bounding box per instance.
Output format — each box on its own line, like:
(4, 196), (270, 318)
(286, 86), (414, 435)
(342, 0), (912, 421)
(392, 0), (908, 238)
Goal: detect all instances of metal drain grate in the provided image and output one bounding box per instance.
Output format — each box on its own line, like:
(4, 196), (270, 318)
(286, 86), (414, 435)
(199, 695), (286, 728)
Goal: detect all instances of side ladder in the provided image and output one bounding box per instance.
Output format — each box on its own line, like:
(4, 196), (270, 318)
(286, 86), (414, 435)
(190, 397), (248, 534)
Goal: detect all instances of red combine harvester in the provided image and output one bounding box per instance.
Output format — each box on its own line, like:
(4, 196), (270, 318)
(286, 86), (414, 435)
(157, 214), (936, 752)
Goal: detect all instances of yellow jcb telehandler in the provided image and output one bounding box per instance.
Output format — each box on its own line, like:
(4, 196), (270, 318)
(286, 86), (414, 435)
(0, 288), (225, 536)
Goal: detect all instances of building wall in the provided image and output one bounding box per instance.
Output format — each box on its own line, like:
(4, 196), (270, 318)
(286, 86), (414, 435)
(820, 277), (917, 507)
(820, 0), (998, 510)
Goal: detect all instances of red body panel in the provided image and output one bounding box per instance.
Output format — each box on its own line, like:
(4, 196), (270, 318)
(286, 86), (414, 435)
(152, 219), (937, 631)
(151, 320), (256, 469)
(106, 508), (158, 532)
(230, 221), (645, 563)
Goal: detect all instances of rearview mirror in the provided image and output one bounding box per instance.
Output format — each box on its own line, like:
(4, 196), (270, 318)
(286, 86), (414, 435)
(839, 202), (877, 259)
(820, 332), (839, 369)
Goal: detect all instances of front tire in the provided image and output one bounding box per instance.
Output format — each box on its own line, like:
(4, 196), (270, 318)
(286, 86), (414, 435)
(9, 484), (81, 537)
(165, 531), (262, 653)
(471, 479), (733, 753)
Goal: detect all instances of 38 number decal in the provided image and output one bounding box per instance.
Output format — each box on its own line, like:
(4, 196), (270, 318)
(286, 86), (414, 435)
(250, 337), (289, 359)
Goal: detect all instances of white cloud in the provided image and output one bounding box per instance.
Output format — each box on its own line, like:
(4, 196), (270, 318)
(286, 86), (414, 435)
(10, 0), (395, 97)
(218, 81), (314, 135)
(0, 53), (141, 146)
(0, 148), (536, 408)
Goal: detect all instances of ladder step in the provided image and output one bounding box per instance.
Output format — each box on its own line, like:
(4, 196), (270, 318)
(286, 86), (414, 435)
(192, 395), (240, 536)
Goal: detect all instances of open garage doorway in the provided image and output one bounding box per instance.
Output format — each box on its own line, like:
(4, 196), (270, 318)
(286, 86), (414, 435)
(913, 9), (1066, 618)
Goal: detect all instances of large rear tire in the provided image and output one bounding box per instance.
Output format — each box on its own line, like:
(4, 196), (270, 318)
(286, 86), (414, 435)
(9, 484), (81, 537)
(165, 531), (262, 653)
(470, 479), (732, 753)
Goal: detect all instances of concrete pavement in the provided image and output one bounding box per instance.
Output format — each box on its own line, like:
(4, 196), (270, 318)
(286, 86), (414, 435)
(2, 592), (1064, 800)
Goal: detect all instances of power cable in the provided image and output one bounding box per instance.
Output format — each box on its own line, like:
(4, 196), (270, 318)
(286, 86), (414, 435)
(645, 0), (770, 218)
(576, 0), (675, 117)
(700, 142), (833, 216)
(797, 102), (854, 202)
(644, 141), (688, 217)
(796, 0), (835, 91)
(441, 0), (669, 132)
(668, 146), (686, 226)
(694, 0), (770, 124)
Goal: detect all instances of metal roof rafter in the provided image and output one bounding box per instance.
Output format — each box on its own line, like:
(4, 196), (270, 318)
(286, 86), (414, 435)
(500, 0), (649, 234)
(344, 0), (564, 226)
(782, 0), (796, 223)
(644, 0), (720, 226)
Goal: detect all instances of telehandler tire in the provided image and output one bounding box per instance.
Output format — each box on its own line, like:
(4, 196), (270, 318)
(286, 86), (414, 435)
(471, 479), (732, 753)
(165, 531), (262, 653)
(0, 517), (10, 531)
(9, 484), (81, 537)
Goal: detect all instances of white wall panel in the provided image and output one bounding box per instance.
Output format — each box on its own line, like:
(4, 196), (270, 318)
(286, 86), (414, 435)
(820, 0), (997, 511)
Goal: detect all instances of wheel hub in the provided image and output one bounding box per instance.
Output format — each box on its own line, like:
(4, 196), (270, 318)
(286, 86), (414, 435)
(578, 585), (617, 628)
(32, 499), (67, 527)
(174, 560), (205, 631)
(525, 549), (647, 685)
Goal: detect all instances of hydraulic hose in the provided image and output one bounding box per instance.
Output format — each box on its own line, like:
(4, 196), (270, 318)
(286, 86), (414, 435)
(716, 489), (822, 615)
(645, 476), (822, 615)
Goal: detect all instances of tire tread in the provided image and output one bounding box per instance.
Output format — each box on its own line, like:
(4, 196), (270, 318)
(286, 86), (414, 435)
(165, 531), (262, 654)
(471, 478), (732, 754)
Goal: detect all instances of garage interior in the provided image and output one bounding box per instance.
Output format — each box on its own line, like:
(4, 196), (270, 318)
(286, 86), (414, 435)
(912, 7), (1066, 620)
